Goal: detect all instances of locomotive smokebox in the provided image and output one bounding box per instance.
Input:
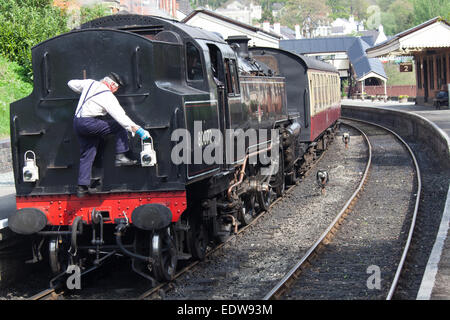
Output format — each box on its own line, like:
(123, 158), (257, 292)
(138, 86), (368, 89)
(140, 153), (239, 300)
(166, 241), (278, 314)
(226, 35), (250, 59)
(8, 208), (47, 235)
(131, 204), (172, 231)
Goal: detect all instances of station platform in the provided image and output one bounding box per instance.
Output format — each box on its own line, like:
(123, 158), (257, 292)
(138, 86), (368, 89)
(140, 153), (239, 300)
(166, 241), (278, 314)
(0, 171), (15, 232)
(342, 99), (450, 300)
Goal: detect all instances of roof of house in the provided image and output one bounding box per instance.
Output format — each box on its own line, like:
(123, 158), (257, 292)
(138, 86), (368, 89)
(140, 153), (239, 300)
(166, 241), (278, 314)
(280, 26), (296, 39)
(181, 9), (282, 39)
(366, 16), (450, 57)
(280, 36), (375, 54)
(280, 35), (387, 81)
(347, 38), (387, 80)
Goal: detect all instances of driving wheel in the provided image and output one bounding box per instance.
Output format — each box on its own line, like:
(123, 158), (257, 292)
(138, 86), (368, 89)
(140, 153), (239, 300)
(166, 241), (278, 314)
(151, 227), (178, 282)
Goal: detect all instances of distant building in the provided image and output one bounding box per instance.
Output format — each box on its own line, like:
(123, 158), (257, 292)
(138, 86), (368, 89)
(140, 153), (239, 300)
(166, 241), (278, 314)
(119, 0), (176, 18)
(330, 16), (364, 36)
(54, 0), (121, 12)
(182, 9), (281, 48)
(215, 0), (262, 26)
(298, 16), (384, 39)
(258, 21), (296, 40)
(281, 35), (388, 97)
(367, 17), (450, 105)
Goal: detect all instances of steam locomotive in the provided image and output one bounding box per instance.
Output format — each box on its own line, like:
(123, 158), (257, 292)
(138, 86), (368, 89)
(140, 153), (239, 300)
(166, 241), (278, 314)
(7, 15), (340, 285)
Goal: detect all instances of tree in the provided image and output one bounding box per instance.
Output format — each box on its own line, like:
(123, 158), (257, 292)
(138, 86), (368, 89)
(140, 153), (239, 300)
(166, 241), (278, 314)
(412, 0), (450, 24)
(381, 0), (415, 35)
(327, 0), (350, 20)
(279, 0), (331, 32)
(0, 0), (69, 80)
(349, 0), (369, 21)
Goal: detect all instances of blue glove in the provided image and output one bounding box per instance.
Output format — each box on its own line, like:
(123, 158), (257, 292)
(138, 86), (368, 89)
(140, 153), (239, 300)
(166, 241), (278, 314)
(136, 128), (150, 140)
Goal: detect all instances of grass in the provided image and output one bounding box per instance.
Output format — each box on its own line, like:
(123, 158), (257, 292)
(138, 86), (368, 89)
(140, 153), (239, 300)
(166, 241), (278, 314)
(0, 54), (33, 138)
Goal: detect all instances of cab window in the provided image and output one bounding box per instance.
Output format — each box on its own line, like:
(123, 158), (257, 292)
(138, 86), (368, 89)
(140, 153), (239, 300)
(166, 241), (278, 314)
(186, 42), (204, 81)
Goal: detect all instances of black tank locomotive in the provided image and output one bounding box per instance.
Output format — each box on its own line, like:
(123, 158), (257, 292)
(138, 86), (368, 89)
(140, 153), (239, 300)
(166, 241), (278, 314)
(7, 14), (338, 285)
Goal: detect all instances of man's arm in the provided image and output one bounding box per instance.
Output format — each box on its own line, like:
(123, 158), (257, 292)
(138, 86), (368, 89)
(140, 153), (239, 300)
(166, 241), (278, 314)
(68, 79), (92, 93)
(101, 93), (139, 132)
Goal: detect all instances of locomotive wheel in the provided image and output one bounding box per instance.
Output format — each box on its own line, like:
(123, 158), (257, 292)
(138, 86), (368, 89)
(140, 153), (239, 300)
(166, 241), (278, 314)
(49, 237), (69, 275)
(151, 227), (178, 282)
(239, 192), (256, 225)
(187, 217), (208, 261)
(272, 151), (285, 197)
(286, 166), (300, 185)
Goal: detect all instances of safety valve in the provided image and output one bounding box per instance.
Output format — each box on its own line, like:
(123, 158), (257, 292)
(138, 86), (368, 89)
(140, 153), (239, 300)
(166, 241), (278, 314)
(23, 150), (39, 182)
(140, 137), (157, 167)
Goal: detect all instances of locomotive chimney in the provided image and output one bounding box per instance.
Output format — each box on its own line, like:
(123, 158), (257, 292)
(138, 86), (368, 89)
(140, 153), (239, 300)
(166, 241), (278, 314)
(226, 35), (250, 59)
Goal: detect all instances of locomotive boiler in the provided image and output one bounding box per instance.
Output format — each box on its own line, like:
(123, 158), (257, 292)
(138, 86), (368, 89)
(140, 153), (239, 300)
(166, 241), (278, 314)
(7, 14), (340, 286)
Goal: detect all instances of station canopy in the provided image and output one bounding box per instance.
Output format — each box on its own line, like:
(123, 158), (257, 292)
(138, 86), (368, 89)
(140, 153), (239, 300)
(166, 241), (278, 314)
(367, 17), (450, 58)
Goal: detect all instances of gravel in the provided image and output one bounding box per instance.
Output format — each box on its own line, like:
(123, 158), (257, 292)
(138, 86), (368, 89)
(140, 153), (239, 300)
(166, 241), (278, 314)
(162, 126), (368, 300)
(284, 120), (417, 299)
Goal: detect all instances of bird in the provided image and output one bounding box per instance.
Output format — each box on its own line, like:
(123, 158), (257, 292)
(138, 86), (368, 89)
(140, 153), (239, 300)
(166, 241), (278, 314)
(316, 170), (329, 194)
(342, 132), (350, 148)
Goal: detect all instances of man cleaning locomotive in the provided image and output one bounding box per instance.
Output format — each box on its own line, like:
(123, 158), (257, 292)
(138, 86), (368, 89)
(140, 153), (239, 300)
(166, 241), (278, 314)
(69, 72), (150, 198)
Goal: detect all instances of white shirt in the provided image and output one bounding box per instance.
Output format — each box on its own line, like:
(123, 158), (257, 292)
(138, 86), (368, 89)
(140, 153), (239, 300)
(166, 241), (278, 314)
(68, 79), (138, 132)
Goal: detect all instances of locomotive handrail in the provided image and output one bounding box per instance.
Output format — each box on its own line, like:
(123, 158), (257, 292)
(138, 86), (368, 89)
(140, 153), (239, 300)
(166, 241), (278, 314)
(39, 93), (150, 101)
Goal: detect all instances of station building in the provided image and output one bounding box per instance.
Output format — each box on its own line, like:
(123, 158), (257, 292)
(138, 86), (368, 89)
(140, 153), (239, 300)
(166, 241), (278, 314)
(280, 36), (388, 98)
(367, 17), (450, 105)
(182, 9), (282, 48)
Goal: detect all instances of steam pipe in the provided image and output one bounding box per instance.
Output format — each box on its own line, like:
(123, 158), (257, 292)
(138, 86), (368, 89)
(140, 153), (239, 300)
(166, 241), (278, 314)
(227, 145), (273, 200)
(115, 224), (153, 263)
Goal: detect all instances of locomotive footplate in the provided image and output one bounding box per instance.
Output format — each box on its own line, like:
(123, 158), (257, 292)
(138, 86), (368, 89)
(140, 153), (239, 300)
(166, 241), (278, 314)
(14, 191), (187, 229)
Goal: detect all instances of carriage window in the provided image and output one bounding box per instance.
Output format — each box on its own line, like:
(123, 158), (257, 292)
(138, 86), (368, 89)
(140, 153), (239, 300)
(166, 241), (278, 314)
(186, 42), (204, 81)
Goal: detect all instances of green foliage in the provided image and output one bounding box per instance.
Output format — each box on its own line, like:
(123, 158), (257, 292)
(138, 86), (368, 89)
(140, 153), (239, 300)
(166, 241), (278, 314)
(377, 0), (449, 34)
(412, 0), (450, 24)
(327, 0), (350, 20)
(260, 8), (274, 23)
(0, 0), (69, 81)
(384, 61), (416, 85)
(190, 0), (229, 9)
(0, 1), (111, 82)
(279, 0), (331, 30)
(381, 0), (415, 35)
(79, 4), (111, 25)
(0, 54), (33, 137)
(326, 0), (370, 21)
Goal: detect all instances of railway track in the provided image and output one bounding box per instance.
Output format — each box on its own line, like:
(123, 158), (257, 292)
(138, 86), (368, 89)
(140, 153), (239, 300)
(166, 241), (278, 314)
(264, 118), (421, 300)
(146, 125), (368, 300)
(32, 121), (405, 301)
(29, 288), (61, 300)
(137, 140), (331, 300)
(30, 125), (338, 300)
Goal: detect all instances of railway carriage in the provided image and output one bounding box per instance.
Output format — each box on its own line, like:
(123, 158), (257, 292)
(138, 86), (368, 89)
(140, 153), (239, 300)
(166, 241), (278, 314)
(249, 47), (341, 178)
(7, 14), (340, 286)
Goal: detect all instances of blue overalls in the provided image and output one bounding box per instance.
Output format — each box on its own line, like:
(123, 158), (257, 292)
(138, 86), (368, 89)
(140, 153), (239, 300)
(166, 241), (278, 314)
(73, 81), (130, 186)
